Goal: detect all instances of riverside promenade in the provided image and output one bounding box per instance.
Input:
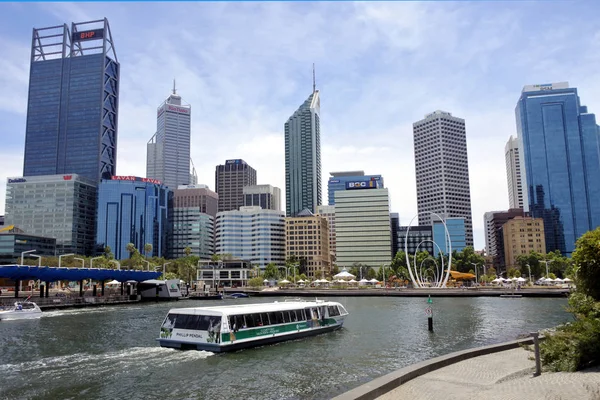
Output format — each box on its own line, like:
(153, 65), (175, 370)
(334, 345), (600, 400)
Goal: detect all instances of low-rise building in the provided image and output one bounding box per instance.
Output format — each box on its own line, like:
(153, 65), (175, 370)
(503, 216), (546, 270)
(286, 209), (331, 279)
(196, 260), (252, 289)
(316, 205), (336, 262)
(0, 228), (57, 265)
(398, 225), (433, 256)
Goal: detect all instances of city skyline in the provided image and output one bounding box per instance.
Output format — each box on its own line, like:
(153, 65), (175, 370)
(1, 2), (600, 250)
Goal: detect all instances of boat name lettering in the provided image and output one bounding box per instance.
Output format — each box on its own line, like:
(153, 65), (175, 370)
(175, 332), (204, 338)
(257, 327), (278, 335)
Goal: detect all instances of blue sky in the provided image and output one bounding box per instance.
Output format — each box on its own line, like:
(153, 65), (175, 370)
(1, 1), (599, 250)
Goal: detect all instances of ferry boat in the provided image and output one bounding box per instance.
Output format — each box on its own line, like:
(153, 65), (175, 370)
(157, 299), (349, 352)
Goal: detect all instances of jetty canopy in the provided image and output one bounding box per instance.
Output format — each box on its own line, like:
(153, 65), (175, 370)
(449, 270), (476, 280)
(0, 265), (161, 282)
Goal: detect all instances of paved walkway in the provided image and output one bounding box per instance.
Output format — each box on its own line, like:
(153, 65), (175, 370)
(378, 347), (600, 400)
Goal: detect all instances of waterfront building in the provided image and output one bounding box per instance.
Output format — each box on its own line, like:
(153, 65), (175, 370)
(285, 79), (322, 216)
(215, 206), (285, 268)
(285, 210), (331, 279)
(413, 110), (474, 247)
(327, 171), (384, 206)
(4, 174), (97, 255)
(390, 213), (400, 257)
(398, 225), (433, 256)
(484, 209), (527, 272)
(0, 216), (4, 226)
(502, 216), (546, 270)
(0, 229), (56, 265)
(215, 159), (257, 213)
(316, 205), (336, 262)
(196, 260), (252, 289)
(23, 19), (119, 182)
(516, 82), (600, 256)
(96, 176), (172, 260)
(432, 218), (466, 257)
(243, 184), (281, 211)
(505, 136), (524, 209)
(171, 185), (218, 259)
(334, 187), (392, 268)
(146, 83), (192, 189)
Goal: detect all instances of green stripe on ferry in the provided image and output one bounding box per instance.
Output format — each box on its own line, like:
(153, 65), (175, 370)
(222, 318), (338, 343)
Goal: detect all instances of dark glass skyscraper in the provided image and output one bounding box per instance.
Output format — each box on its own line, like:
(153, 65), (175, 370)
(23, 19), (119, 182)
(516, 82), (600, 256)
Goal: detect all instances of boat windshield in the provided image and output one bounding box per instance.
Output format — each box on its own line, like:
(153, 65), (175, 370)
(162, 313), (222, 331)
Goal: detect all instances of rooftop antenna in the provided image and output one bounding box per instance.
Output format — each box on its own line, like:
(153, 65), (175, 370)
(172, 78), (176, 95)
(312, 63), (316, 93)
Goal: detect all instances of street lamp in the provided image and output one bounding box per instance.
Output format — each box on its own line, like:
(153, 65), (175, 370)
(541, 260), (553, 278)
(30, 254), (42, 267)
(526, 263), (532, 283)
(360, 266), (363, 280)
(58, 253), (74, 268)
(90, 256), (103, 269)
(471, 262), (479, 284)
(163, 262), (172, 276)
(74, 257), (85, 268)
(21, 249), (37, 265)
(142, 260), (150, 271)
(109, 260), (121, 270)
(382, 263), (389, 289)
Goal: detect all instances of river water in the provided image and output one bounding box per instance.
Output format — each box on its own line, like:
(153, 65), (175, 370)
(0, 296), (571, 400)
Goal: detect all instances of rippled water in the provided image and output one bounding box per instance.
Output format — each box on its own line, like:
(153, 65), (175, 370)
(0, 296), (571, 399)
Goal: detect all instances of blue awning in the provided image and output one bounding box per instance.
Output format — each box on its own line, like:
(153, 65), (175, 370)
(0, 265), (161, 282)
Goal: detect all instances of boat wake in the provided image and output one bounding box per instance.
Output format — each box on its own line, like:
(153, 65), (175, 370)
(42, 306), (143, 318)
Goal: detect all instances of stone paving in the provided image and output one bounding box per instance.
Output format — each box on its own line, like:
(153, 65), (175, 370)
(378, 347), (600, 400)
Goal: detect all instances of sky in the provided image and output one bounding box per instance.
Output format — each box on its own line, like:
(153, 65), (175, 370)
(1, 1), (599, 250)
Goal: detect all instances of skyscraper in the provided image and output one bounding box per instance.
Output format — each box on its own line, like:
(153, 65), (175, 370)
(215, 159), (257, 212)
(147, 82), (191, 189)
(516, 82), (600, 256)
(243, 184), (281, 211)
(505, 135), (524, 209)
(413, 110), (474, 247)
(285, 69), (322, 216)
(327, 171), (384, 205)
(23, 19), (119, 182)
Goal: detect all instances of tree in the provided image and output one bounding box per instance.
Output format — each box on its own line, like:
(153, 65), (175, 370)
(573, 227), (600, 300)
(184, 247), (192, 257)
(516, 251), (544, 280)
(144, 243), (153, 259)
(486, 267), (497, 278)
(103, 246), (114, 260)
(248, 277), (264, 288)
(451, 246), (486, 273)
(126, 243), (136, 257)
(263, 263), (279, 280)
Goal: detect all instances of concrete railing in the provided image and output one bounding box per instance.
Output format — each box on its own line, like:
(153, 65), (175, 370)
(331, 337), (535, 400)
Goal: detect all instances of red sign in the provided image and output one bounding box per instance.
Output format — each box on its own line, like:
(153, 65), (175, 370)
(111, 176), (137, 181)
(63, 175), (72, 180)
(142, 178), (162, 185)
(166, 104), (190, 114)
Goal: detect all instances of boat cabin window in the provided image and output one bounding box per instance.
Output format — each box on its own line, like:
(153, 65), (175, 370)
(229, 315), (246, 330)
(20, 303), (35, 310)
(328, 305), (340, 317)
(170, 314), (221, 331)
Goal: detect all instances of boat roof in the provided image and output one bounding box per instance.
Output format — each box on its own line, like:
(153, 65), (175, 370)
(168, 300), (341, 315)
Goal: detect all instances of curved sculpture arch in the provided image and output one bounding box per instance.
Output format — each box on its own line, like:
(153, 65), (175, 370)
(403, 212), (452, 288)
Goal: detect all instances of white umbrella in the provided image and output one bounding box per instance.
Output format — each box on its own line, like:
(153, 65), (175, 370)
(369, 278), (379, 283)
(333, 269), (356, 279)
(359, 278), (369, 284)
(263, 279), (269, 283)
(563, 278), (573, 282)
(279, 279), (290, 284)
(516, 277), (527, 282)
(297, 279), (305, 283)
(107, 279), (120, 285)
(348, 279), (357, 283)
(554, 278), (563, 282)
(491, 278), (503, 283)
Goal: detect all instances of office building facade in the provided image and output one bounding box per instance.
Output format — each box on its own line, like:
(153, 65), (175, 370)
(215, 159), (257, 212)
(327, 171), (384, 205)
(398, 225), (434, 256)
(96, 176), (172, 260)
(23, 19), (119, 182)
(334, 187), (392, 268)
(413, 110), (474, 247)
(171, 185), (218, 259)
(285, 89), (322, 216)
(390, 213), (400, 257)
(0, 232), (57, 265)
(4, 174), (97, 255)
(505, 136), (524, 209)
(285, 211), (331, 279)
(316, 205), (336, 261)
(243, 184), (281, 211)
(433, 218), (466, 257)
(516, 82), (600, 256)
(502, 216), (546, 270)
(147, 85), (191, 189)
(484, 209), (527, 272)
(215, 206), (285, 267)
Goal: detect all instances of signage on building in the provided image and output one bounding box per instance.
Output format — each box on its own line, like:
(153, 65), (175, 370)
(370, 176), (381, 181)
(111, 176), (137, 182)
(142, 178), (162, 185)
(63, 175), (72, 181)
(329, 179), (340, 184)
(157, 105), (165, 117)
(15, 240), (27, 244)
(8, 178), (26, 184)
(523, 82), (569, 93)
(346, 180), (376, 190)
(72, 29), (104, 42)
(226, 159), (242, 165)
(166, 104), (190, 114)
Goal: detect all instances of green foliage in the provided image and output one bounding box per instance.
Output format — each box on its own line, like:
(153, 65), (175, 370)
(486, 267), (497, 278)
(573, 227), (600, 300)
(159, 272), (179, 280)
(263, 263), (279, 280)
(248, 277), (264, 287)
(451, 246), (486, 273)
(516, 251), (544, 279)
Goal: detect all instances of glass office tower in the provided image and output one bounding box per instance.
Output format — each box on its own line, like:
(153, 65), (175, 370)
(96, 176), (172, 260)
(516, 82), (600, 256)
(23, 19), (119, 182)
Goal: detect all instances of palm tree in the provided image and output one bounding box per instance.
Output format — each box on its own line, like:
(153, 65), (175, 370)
(126, 243), (136, 258)
(144, 243), (153, 259)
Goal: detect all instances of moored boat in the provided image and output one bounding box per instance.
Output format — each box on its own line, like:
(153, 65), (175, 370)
(0, 301), (42, 320)
(226, 293), (249, 299)
(157, 299), (348, 352)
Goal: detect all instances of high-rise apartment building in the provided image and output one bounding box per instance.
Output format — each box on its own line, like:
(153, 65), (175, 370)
(503, 216), (546, 271)
(285, 211), (331, 279)
(215, 206), (285, 267)
(335, 187), (391, 268)
(96, 176), (172, 260)
(505, 136), (524, 209)
(243, 184), (281, 211)
(5, 174), (97, 255)
(327, 171), (384, 205)
(23, 19), (119, 182)
(316, 205), (336, 261)
(516, 82), (600, 256)
(171, 185), (218, 259)
(285, 84), (322, 216)
(484, 209), (526, 272)
(215, 159), (257, 212)
(413, 110), (474, 247)
(147, 84), (191, 189)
